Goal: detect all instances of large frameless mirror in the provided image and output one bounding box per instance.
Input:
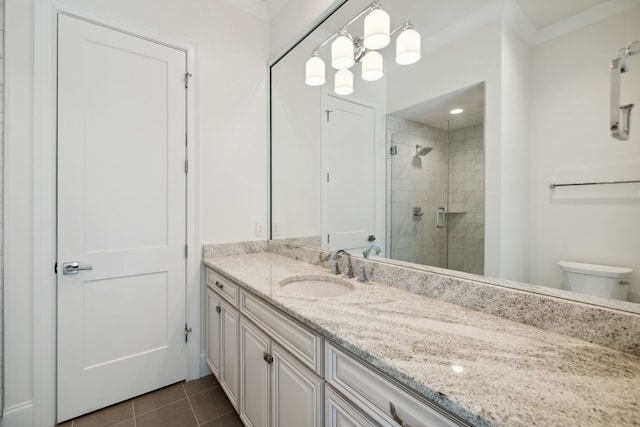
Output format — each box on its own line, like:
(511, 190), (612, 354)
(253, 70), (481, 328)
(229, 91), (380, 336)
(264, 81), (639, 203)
(270, 0), (640, 312)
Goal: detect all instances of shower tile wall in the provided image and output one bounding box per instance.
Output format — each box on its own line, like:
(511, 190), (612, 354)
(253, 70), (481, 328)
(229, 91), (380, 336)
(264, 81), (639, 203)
(447, 124), (485, 275)
(386, 116), (448, 267)
(387, 116), (485, 275)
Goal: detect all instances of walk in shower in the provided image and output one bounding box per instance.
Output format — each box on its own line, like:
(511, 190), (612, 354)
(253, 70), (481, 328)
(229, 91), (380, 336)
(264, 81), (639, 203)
(386, 84), (485, 275)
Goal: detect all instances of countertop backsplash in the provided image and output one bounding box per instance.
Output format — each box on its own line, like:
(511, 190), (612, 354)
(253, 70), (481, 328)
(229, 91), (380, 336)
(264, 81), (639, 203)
(203, 240), (640, 356)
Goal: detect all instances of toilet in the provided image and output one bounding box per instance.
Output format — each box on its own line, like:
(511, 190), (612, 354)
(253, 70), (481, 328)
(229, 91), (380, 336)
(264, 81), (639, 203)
(558, 261), (633, 301)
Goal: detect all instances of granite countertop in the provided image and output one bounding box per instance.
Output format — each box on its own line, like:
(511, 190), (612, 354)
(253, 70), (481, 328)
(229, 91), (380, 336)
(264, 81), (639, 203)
(203, 252), (640, 427)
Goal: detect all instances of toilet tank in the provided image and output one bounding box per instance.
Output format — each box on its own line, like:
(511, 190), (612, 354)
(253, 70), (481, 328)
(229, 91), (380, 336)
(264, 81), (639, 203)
(559, 261), (632, 301)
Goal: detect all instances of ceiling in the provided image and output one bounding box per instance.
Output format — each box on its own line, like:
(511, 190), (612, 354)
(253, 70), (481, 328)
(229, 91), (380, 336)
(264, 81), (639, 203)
(515, 0), (610, 28)
(241, 0), (617, 28)
(392, 83), (485, 130)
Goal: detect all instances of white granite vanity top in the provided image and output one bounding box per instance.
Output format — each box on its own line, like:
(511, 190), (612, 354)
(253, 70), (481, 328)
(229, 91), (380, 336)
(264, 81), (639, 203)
(203, 252), (640, 427)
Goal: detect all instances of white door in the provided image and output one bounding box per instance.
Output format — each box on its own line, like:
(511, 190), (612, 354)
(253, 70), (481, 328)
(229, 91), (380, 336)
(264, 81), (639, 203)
(57, 15), (187, 422)
(323, 96), (376, 251)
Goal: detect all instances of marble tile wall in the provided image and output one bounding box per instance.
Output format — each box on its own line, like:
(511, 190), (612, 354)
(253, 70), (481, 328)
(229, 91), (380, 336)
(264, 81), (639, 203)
(386, 116), (448, 267)
(447, 124), (485, 275)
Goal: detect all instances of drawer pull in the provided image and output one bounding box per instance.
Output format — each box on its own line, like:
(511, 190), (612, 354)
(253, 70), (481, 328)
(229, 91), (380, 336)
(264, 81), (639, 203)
(215, 281), (224, 290)
(263, 352), (274, 364)
(390, 403), (412, 427)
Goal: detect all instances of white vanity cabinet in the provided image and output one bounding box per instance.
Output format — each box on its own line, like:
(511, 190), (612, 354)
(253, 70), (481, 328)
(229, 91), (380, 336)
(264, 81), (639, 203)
(206, 270), (240, 410)
(205, 265), (465, 427)
(239, 302), (323, 427)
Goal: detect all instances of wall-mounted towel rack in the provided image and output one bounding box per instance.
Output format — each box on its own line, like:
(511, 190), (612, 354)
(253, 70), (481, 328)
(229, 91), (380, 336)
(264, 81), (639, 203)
(549, 179), (640, 189)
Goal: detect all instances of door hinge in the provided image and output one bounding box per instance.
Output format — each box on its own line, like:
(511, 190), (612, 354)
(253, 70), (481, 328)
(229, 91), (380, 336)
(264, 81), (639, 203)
(184, 323), (193, 343)
(327, 234), (330, 244)
(184, 160), (189, 173)
(327, 173), (330, 183)
(185, 244), (189, 258)
(325, 110), (333, 121)
(185, 72), (192, 89)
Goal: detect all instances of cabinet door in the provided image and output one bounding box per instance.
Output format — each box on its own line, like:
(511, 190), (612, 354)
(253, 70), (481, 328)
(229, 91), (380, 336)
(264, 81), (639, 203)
(240, 317), (271, 427)
(206, 288), (221, 380)
(325, 386), (377, 427)
(220, 299), (240, 410)
(272, 343), (322, 427)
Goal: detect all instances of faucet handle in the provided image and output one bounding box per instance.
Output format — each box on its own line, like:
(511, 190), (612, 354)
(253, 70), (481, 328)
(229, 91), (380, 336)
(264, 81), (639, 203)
(344, 262), (354, 279)
(357, 266), (368, 283)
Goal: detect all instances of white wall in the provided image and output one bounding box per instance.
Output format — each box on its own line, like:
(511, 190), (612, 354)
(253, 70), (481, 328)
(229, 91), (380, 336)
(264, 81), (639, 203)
(499, 20), (531, 282)
(271, 37), (322, 241)
(4, 0), (269, 420)
(269, 0), (343, 60)
(528, 6), (640, 301)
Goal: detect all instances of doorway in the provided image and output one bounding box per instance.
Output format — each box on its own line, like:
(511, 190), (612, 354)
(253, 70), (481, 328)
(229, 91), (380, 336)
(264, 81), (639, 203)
(57, 14), (188, 422)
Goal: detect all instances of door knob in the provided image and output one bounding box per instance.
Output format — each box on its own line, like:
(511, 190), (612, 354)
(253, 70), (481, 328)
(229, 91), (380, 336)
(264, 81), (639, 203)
(62, 261), (93, 275)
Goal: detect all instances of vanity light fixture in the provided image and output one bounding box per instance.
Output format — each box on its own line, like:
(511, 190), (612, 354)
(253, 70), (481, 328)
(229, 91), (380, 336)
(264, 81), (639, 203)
(305, 50), (325, 86)
(450, 108), (464, 115)
(335, 69), (354, 95)
(304, 0), (421, 95)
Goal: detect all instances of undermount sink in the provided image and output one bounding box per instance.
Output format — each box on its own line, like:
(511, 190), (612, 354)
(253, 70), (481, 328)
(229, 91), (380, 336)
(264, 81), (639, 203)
(279, 275), (355, 298)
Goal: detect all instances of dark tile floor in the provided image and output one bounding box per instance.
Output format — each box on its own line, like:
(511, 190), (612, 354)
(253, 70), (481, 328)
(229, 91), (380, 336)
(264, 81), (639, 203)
(56, 375), (243, 427)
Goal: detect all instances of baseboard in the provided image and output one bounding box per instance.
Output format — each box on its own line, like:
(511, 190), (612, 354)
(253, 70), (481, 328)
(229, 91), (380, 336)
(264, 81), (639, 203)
(3, 401), (34, 427)
(199, 351), (212, 377)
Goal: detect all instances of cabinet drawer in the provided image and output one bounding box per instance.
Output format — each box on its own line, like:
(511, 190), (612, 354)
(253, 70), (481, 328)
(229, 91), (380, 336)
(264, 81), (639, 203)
(207, 268), (239, 307)
(240, 290), (322, 375)
(325, 343), (465, 427)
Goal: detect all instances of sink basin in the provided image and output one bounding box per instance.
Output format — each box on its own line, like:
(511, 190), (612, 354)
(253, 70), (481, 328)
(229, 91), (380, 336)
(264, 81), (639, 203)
(279, 275), (355, 298)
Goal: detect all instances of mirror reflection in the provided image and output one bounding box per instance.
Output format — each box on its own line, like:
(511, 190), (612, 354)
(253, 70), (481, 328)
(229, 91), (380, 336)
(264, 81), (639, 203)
(270, 0), (640, 307)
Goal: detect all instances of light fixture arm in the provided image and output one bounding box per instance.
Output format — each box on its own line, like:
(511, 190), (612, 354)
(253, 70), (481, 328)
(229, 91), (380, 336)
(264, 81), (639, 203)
(390, 20), (413, 37)
(311, 1), (380, 53)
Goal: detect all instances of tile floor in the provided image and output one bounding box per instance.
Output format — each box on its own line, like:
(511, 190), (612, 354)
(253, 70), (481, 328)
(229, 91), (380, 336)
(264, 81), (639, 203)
(56, 375), (243, 427)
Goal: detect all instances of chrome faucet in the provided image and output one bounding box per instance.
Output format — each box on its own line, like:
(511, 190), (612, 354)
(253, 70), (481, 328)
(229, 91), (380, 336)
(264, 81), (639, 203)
(363, 244), (382, 259)
(329, 249), (354, 278)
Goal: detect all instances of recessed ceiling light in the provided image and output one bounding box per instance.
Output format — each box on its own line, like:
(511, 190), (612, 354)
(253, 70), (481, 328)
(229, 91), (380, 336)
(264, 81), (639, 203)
(450, 108), (464, 115)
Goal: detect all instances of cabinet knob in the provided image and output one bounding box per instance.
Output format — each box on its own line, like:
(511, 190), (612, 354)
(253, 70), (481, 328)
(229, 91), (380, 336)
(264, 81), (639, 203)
(263, 352), (274, 364)
(215, 281), (224, 290)
(216, 306), (221, 314)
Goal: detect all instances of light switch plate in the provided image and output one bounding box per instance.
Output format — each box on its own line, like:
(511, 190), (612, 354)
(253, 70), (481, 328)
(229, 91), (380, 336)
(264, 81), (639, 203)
(272, 221), (281, 236)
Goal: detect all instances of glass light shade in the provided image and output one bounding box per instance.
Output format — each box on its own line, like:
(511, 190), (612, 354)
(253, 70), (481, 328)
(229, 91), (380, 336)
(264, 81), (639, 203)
(364, 8), (390, 50)
(361, 51), (383, 81)
(305, 55), (325, 86)
(334, 69), (353, 95)
(396, 28), (421, 65)
(331, 35), (355, 70)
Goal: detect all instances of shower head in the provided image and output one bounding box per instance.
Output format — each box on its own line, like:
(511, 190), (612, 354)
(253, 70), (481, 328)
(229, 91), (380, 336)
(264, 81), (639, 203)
(415, 144), (433, 156)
